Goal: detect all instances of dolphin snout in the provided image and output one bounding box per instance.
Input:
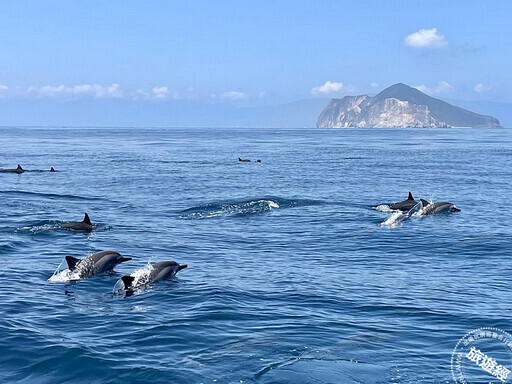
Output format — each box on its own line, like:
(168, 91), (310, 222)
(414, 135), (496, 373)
(451, 206), (461, 212)
(179, 264), (188, 271)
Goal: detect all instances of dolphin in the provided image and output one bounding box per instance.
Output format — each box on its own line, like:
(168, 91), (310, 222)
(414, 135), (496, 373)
(0, 164), (24, 173)
(120, 261), (188, 290)
(419, 199), (461, 214)
(389, 192), (418, 212)
(61, 212), (94, 231)
(238, 157), (251, 162)
(50, 167), (56, 172)
(65, 250), (131, 279)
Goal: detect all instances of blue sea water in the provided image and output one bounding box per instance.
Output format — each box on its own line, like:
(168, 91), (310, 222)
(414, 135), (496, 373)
(0, 127), (511, 384)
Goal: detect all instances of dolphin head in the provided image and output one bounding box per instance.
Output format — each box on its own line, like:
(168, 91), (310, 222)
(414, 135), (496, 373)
(449, 205), (461, 212)
(179, 264), (188, 271)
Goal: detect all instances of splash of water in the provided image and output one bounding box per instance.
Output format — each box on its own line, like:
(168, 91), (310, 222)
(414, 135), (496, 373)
(113, 259), (155, 294)
(380, 211), (407, 228)
(48, 257), (95, 282)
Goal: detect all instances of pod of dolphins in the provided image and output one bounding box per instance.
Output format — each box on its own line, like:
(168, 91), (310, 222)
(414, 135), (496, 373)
(5, 160), (459, 295)
(388, 191), (461, 215)
(52, 212), (187, 293)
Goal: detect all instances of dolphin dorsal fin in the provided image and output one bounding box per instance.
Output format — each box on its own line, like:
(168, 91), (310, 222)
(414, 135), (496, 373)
(121, 276), (135, 289)
(65, 256), (81, 271)
(82, 213), (92, 225)
(17, 164), (23, 170)
(420, 199), (430, 207)
(408, 191), (414, 200)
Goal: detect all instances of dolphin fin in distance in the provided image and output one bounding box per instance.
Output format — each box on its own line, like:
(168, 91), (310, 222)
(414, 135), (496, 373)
(408, 191), (414, 200)
(17, 164), (23, 170)
(420, 199), (430, 207)
(65, 256), (81, 271)
(121, 276), (135, 289)
(82, 213), (92, 225)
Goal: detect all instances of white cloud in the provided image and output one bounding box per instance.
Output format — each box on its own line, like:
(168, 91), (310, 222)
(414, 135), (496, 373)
(414, 81), (454, 95)
(258, 91), (267, 98)
(404, 28), (448, 49)
(152, 86), (169, 99)
(0, 84), (8, 91)
(370, 82), (379, 88)
(29, 83), (123, 98)
(311, 81), (345, 95)
(474, 83), (491, 93)
(220, 91), (248, 100)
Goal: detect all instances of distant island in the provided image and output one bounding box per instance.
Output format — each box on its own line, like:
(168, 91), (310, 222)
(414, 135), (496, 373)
(316, 83), (502, 128)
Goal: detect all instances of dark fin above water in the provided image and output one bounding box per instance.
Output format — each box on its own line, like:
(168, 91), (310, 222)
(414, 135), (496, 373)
(17, 164), (23, 170)
(120, 257), (132, 263)
(65, 256), (81, 271)
(420, 199), (430, 207)
(121, 276), (135, 289)
(178, 264), (188, 271)
(82, 213), (92, 225)
(408, 191), (414, 200)
(50, 167), (55, 172)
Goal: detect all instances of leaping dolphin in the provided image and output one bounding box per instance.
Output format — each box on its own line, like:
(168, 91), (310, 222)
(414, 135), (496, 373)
(119, 261), (188, 291)
(65, 250), (131, 279)
(419, 199), (461, 214)
(61, 212), (94, 231)
(238, 157), (251, 162)
(389, 192), (418, 212)
(0, 164), (24, 173)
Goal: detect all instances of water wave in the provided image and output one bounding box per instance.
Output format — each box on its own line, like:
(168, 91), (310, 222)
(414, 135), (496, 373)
(0, 189), (104, 201)
(179, 197), (321, 219)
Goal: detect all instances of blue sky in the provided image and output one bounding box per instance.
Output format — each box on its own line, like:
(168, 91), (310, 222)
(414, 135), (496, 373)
(1, 0), (511, 105)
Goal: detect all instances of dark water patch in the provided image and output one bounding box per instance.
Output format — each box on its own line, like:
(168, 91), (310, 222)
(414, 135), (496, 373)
(179, 197), (324, 219)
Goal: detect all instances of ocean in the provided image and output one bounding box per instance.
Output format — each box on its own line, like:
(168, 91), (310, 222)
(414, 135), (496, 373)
(1, 126), (511, 383)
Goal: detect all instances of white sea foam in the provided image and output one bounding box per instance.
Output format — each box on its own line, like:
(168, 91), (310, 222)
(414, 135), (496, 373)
(374, 204), (394, 213)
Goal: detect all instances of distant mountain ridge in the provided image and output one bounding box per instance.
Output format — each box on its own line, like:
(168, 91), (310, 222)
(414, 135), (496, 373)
(317, 83), (502, 128)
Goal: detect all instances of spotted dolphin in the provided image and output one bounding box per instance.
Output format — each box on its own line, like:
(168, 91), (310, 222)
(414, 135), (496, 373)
(61, 213), (94, 231)
(389, 192), (418, 212)
(0, 164), (24, 173)
(120, 261), (188, 290)
(419, 199), (461, 214)
(65, 250), (131, 279)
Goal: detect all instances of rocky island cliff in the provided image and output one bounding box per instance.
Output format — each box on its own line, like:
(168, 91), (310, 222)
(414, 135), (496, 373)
(316, 83), (501, 128)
